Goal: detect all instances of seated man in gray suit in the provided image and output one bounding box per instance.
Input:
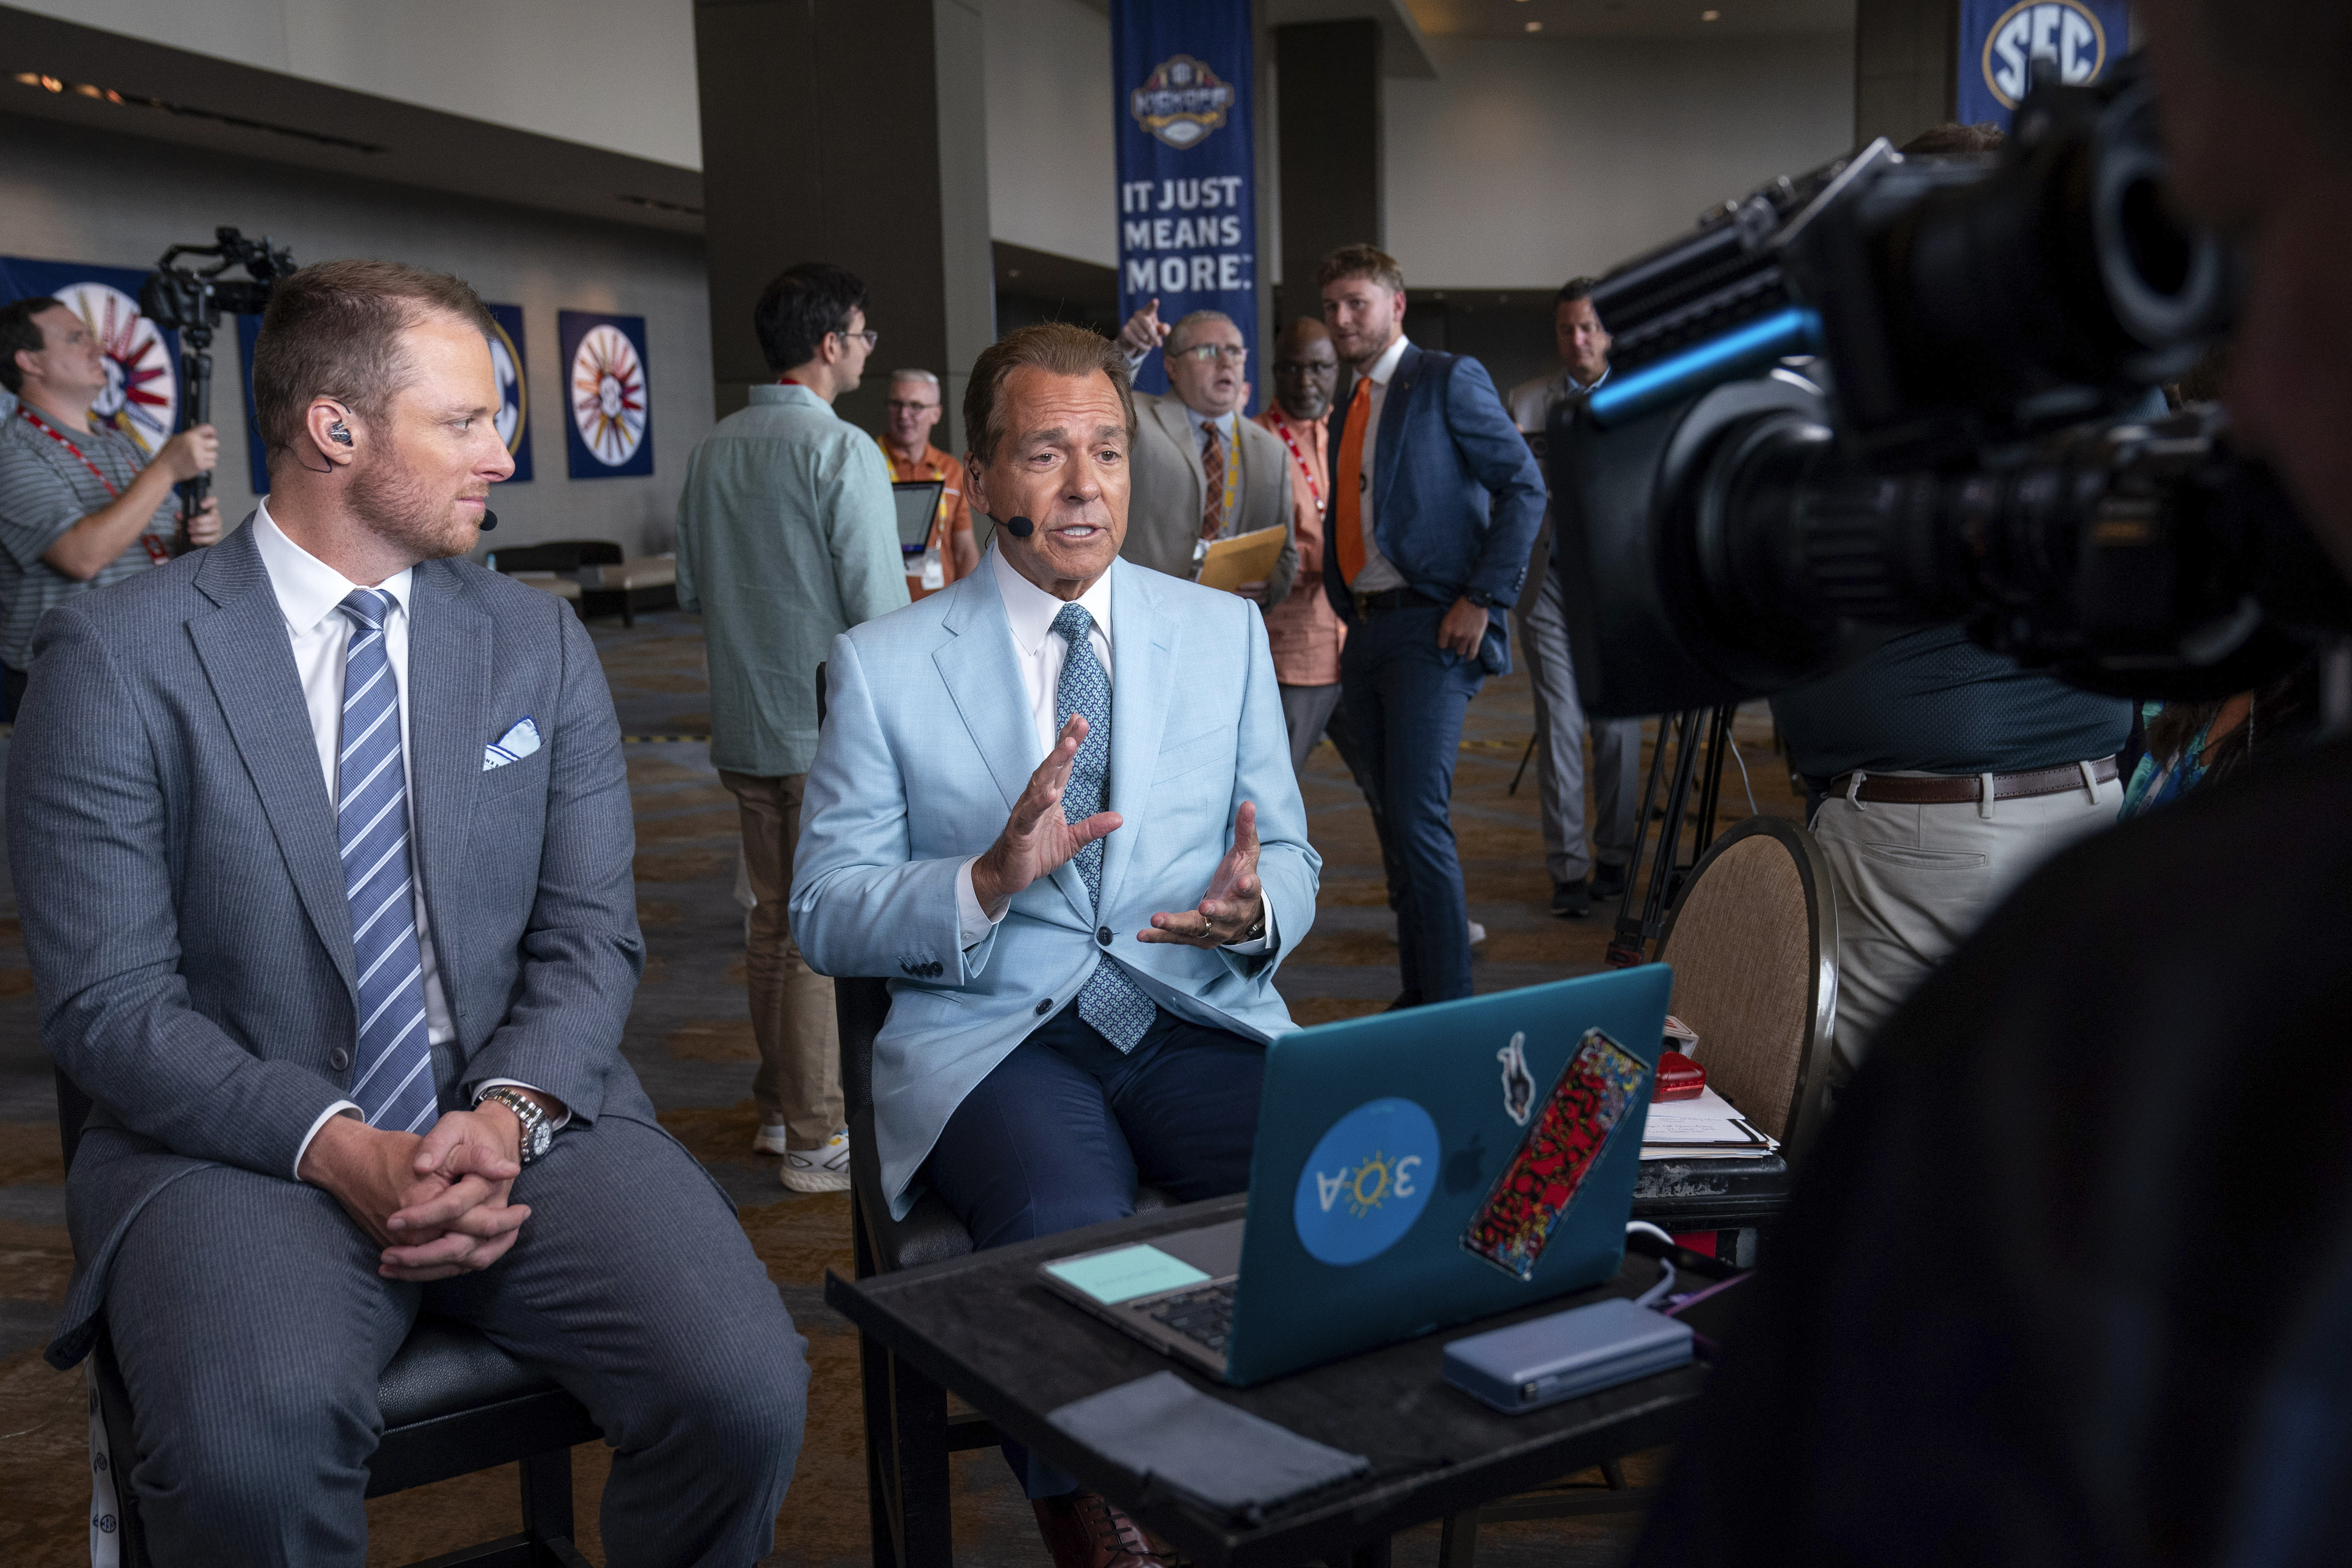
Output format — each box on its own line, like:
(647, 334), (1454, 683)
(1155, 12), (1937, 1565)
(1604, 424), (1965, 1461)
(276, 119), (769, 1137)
(1113, 301), (1295, 605)
(9, 259), (808, 1566)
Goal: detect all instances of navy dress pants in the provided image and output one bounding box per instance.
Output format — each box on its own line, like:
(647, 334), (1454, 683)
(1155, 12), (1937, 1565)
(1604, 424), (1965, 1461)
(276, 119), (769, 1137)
(1339, 602), (1486, 1004)
(924, 1001), (1265, 1497)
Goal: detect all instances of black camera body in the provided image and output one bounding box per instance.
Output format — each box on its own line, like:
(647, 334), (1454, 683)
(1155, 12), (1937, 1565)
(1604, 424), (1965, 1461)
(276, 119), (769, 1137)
(1547, 62), (2344, 719)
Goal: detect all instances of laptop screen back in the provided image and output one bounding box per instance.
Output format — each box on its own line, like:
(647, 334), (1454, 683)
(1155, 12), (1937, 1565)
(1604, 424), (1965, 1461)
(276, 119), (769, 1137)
(892, 480), (944, 552)
(1222, 966), (1671, 1385)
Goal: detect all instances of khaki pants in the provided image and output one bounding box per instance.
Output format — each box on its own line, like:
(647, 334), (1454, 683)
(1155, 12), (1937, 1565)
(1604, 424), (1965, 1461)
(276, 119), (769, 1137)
(720, 770), (841, 1149)
(1812, 769), (2121, 1063)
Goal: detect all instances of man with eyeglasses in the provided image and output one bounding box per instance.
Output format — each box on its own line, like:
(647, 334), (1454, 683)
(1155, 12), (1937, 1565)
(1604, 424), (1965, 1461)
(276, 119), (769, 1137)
(677, 261), (906, 1191)
(876, 369), (979, 599)
(1113, 300), (1295, 605)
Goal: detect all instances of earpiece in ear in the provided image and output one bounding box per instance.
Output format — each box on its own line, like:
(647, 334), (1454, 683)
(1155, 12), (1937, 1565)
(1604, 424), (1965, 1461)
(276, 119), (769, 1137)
(329, 422), (353, 447)
(1005, 515), (1035, 538)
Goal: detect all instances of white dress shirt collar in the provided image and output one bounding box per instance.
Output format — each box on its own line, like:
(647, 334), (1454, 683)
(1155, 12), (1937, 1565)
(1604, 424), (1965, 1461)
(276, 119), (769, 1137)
(990, 541), (1114, 665)
(1363, 333), (1411, 388)
(251, 497), (417, 634)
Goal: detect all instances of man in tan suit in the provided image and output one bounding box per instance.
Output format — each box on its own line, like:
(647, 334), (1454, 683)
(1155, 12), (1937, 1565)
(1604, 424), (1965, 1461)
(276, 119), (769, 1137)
(1115, 303), (1295, 605)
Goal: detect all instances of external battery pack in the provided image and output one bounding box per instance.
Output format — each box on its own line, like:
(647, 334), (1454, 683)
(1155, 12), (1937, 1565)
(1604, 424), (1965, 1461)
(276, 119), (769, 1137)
(1441, 1297), (1694, 1414)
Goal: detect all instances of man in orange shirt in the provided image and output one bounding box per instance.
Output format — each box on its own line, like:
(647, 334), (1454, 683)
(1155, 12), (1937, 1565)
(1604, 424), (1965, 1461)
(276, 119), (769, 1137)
(877, 368), (978, 599)
(1255, 319), (1348, 771)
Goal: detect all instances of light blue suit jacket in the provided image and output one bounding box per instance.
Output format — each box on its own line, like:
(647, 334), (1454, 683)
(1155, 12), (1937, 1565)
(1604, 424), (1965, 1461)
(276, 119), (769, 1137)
(790, 554), (1319, 1217)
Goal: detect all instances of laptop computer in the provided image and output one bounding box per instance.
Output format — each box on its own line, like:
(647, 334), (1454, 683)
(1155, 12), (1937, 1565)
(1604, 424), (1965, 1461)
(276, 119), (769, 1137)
(891, 479), (944, 557)
(1036, 966), (1671, 1387)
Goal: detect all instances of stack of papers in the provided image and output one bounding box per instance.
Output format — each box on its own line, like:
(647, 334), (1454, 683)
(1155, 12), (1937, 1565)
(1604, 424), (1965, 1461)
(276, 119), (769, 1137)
(1639, 1085), (1778, 1162)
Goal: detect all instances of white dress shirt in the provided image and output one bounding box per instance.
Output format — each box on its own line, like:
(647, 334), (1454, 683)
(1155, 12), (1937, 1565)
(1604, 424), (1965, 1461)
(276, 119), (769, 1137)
(254, 503), (559, 1178)
(1346, 334), (1413, 593)
(953, 547), (1275, 956)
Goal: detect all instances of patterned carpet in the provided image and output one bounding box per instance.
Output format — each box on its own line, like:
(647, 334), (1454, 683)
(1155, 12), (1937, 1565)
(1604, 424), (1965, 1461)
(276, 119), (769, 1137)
(0, 604), (1800, 1566)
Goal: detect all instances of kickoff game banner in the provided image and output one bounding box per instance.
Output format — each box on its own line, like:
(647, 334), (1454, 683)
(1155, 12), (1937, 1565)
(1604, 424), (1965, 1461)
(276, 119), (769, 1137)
(1112, 0), (1258, 406)
(1956, 0), (2132, 129)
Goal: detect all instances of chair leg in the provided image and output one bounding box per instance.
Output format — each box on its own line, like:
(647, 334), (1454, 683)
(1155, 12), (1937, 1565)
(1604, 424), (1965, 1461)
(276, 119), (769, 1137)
(1347, 1537), (1393, 1568)
(1438, 1511), (1481, 1568)
(886, 1347), (954, 1568)
(1600, 1457), (1629, 1491)
(518, 1447), (587, 1564)
(857, 1326), (903, 1568)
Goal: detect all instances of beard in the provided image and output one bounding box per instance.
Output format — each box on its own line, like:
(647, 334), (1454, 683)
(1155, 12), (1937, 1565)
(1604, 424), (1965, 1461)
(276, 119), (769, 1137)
(346, 451), (480, 563)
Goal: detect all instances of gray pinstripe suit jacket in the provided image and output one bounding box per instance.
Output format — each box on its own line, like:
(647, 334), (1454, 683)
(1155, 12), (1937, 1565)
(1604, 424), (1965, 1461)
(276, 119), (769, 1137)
(8, 521), (654, 1369)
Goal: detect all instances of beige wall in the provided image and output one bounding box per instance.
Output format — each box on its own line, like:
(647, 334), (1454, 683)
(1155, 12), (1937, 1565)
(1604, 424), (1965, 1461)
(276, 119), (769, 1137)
(1384, 33), (1855, 288)
(980, 0), (1118, 267)
(11, 0), (703, 169)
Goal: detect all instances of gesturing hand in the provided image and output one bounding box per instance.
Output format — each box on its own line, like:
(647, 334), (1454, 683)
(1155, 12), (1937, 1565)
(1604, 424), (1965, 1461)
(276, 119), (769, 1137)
(1141, 800), (1266, 948)
(1117, 298), (1171, 359)
(969, 714), (1123, 912)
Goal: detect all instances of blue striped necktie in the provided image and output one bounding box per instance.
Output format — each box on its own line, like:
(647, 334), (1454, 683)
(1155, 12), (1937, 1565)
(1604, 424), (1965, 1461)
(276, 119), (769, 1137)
(337, 588), (438, 1133)
(1052, 602), (1156, 1052)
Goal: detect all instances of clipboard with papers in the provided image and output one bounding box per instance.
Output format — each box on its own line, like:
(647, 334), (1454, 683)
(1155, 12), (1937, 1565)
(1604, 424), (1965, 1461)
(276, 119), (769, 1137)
(1193, 525), (1285, 593)
(1638, 1085), (1778, 1161)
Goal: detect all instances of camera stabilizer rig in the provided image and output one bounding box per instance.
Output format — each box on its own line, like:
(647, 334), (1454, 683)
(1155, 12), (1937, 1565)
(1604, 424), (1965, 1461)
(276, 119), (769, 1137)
(139, 228), (295, 549)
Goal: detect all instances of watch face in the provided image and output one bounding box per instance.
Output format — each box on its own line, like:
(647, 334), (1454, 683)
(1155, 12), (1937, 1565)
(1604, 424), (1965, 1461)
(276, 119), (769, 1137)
(525, 1119), (553, 1159)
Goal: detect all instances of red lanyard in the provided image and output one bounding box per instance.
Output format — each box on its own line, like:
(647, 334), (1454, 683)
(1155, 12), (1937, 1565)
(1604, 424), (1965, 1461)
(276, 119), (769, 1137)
(1264, 414), (1323, 510)
(19, 407), (173, 564)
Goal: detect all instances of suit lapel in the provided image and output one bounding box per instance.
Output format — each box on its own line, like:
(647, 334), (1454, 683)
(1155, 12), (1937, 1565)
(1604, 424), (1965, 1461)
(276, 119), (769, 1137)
(1100, 561), (1175, 915)
(1373, 341), (1423, 518)
(187, 528), (357, 993)
(1154, 396), (1206, 510)
(405, 561), (493, 1032)
(934, 570), (1092, 924)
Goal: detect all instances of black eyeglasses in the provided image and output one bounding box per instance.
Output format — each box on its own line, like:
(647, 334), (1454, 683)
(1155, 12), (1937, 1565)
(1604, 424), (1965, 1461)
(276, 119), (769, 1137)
(884, 399), (939, 414)
(833, 329), (879, 351)
(1273, 360), (1334, 375)
(1176, 343), (1248, 365)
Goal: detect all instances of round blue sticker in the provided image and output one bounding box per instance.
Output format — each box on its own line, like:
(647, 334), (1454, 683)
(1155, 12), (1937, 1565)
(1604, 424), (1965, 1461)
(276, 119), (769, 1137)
(1291, 1097), (1442, 1266)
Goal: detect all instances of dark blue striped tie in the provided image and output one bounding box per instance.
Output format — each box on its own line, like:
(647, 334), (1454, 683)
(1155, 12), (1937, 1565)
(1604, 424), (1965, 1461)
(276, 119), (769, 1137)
(1052, 603), (1156, 1051)
(337, 588), (438, 1133)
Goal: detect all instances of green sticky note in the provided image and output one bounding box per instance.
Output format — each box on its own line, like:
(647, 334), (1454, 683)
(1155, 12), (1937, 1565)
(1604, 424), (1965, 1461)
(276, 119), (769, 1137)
(1045, 1245), (1211, 1305)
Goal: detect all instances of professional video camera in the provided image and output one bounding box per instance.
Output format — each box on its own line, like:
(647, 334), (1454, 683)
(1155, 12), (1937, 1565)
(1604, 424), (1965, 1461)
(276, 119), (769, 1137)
(1549, 60), (2352, 718)
(139, 227), (296, 547)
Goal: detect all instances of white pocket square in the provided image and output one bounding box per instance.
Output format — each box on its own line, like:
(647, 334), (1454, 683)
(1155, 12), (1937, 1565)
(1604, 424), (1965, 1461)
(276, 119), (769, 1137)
(483, 716), (542, 771)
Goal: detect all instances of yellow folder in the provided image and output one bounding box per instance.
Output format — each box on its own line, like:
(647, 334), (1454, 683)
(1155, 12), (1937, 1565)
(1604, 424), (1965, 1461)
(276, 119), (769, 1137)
(1195, 525), (1286, 593)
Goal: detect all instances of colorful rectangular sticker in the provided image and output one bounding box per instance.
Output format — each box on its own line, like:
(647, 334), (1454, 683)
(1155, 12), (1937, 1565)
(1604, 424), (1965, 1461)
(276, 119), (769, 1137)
(1461, 1028), (1649, 1282)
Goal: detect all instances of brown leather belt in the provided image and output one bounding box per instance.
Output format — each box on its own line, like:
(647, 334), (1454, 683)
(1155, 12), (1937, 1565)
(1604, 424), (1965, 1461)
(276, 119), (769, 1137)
(1829, 755), (2119, 805)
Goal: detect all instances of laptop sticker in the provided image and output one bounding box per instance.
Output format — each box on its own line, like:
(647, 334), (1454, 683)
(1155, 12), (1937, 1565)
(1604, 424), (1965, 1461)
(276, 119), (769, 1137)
(1461, 1028), (1649, 1282)
(1498, 1033), (1535, 1126)
(1292, 1097), (1441, 1266)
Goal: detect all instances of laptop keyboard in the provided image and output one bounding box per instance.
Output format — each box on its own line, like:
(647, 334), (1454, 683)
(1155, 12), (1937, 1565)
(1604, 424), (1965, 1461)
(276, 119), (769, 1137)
(1146, 1281), (1236, 1354)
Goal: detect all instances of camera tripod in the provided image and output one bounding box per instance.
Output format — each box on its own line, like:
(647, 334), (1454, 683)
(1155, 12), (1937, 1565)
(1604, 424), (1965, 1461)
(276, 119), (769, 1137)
(1602, 703), (1741, 969)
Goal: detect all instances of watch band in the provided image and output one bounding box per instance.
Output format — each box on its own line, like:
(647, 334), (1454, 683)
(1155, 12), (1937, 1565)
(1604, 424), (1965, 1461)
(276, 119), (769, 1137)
(478, 1087), (550, 1164)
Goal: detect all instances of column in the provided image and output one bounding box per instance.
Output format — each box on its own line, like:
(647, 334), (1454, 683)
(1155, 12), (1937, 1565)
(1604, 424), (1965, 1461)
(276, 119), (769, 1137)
(694, 0), (994, 450)
(1274, 19), (1383, 324)
(1854, 0), (1959, 149)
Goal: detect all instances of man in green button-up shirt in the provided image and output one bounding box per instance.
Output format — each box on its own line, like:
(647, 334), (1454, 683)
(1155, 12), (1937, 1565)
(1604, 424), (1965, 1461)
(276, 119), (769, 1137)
(676, 262), (907, 1191)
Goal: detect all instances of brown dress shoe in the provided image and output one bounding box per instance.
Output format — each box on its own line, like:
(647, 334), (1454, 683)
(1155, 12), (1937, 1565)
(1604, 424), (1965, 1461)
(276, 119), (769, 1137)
(1030, 1489), (1173, 1568)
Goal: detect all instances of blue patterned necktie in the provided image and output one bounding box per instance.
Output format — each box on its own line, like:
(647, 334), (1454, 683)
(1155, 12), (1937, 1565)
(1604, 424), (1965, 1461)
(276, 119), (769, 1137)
(337, 588), (439, 1132)
(1052, 602), (1156, 1052)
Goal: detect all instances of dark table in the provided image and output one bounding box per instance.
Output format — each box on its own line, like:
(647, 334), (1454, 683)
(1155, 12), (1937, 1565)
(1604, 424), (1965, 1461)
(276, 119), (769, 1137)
(823, 1195), (1716, 1568)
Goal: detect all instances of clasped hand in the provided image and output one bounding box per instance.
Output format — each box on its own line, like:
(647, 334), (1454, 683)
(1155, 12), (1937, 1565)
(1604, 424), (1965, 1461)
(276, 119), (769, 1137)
(968, 714), (1265, 949)
(300, 1106), (531, 1282)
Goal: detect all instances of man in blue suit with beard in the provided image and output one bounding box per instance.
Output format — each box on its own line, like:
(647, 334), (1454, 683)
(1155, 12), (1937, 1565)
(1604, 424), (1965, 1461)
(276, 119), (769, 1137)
(1316, 244), (1545, 1009)
(791, 321), (1319, 1568)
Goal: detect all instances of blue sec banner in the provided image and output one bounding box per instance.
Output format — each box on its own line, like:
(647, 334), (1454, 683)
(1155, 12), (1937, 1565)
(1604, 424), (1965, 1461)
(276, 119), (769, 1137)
(484, 303), (535, 484)
(1957, 0), (2131, 129)
(1112, 0), (1258, 406)
(235, 312), (270, 495)
(0, 256), (181, 456)
(557, 309), (652, 480)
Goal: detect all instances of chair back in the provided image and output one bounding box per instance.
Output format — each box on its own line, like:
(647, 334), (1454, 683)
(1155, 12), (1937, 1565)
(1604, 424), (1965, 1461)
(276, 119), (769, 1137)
(838, 976), (890, 1122)
(485, 540), (623, 573)
(1654, 815), (1843, 1156)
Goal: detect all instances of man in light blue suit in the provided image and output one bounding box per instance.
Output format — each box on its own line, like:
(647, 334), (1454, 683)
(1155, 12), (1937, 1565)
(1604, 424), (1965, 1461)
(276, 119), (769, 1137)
(791, 322), (1318, 1563)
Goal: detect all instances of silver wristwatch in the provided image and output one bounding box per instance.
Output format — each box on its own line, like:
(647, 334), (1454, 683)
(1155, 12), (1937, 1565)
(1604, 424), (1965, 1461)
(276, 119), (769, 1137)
(478, 1087), (554, 1165)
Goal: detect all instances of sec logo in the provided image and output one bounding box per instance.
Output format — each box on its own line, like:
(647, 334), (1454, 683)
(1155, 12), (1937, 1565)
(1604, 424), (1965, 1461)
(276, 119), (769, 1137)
(1292, 1097), (1441, 1267)
(1981, 0), (2108, 109)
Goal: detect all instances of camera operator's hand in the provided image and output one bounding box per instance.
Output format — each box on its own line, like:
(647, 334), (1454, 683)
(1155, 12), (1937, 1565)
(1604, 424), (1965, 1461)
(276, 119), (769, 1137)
(1438, 596), (1488, 659)
(182, 495), (223, 548)
(1118, 300), (1170, 360)
(158, 424), (218, 483)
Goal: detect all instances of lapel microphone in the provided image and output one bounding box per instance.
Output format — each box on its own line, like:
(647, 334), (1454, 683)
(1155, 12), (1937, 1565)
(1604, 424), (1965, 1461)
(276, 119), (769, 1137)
(1005, 515), (1035, 537)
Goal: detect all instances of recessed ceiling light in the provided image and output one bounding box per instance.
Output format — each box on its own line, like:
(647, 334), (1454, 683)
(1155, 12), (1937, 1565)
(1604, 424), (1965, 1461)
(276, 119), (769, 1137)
(1702, 8), (1722, 18)
(1526, 19), (1542, 30)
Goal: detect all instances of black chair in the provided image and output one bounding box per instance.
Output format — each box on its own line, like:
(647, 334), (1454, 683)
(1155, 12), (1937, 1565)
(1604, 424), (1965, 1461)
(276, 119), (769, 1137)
(55, 1070), (602, 1567)
(817, 664), (1169, 1566)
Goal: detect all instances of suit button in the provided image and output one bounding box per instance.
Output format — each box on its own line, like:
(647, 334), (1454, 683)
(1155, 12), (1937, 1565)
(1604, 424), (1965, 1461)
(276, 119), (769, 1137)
(1035, 999), (1052, 1017)
(329, 1048), (351, 1071)
(1097, 926), (1112, 946)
